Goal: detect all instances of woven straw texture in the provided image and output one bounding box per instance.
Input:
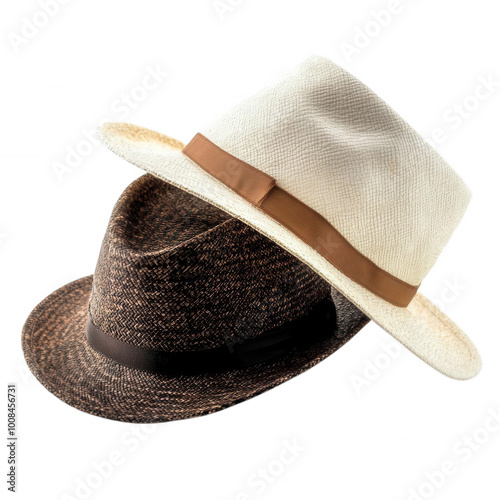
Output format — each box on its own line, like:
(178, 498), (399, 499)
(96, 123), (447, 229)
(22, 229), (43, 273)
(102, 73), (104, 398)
(22, 175), (369, 422)
(97, 56), (481, 380)
(200, 56), (471, 286)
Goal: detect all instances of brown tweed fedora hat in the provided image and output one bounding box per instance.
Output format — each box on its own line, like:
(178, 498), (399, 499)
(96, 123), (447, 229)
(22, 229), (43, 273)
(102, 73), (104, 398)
(22, 174), (369, 423)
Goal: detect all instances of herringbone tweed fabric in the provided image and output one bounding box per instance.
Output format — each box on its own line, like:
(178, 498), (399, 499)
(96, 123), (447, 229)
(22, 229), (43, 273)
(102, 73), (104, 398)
(90, 175), (331, 352)
(22, 174), (369, 422)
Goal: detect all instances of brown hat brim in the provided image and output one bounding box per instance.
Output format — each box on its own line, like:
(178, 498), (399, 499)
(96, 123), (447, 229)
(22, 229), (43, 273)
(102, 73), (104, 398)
(22, 275), (369, 423)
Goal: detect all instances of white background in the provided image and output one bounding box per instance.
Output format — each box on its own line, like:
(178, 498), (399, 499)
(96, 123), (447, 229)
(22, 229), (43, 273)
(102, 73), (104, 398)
(2, 1), (500, 499)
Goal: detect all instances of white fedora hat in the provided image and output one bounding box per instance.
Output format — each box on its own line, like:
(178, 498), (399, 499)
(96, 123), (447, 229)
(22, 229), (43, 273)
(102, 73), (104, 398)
(98, 55), (481, 380)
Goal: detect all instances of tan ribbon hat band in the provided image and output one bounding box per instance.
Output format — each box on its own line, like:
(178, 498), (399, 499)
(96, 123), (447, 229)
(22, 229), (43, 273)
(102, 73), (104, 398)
(183, 133), (419, 308)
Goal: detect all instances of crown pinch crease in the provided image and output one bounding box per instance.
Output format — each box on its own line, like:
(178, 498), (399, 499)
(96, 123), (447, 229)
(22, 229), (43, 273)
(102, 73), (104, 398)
(183, 133), (419, 308)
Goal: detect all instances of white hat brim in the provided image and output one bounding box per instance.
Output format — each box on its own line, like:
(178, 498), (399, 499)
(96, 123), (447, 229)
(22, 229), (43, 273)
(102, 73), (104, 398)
(98, 122), (481, 380)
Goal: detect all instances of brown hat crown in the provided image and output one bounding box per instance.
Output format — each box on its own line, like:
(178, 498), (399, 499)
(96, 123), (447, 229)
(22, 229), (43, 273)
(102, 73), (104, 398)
(89, 174), (331, 354)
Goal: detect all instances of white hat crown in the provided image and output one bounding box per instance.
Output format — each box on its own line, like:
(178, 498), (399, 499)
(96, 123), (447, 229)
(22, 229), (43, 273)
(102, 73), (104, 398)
(202, 56), (471, 286)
